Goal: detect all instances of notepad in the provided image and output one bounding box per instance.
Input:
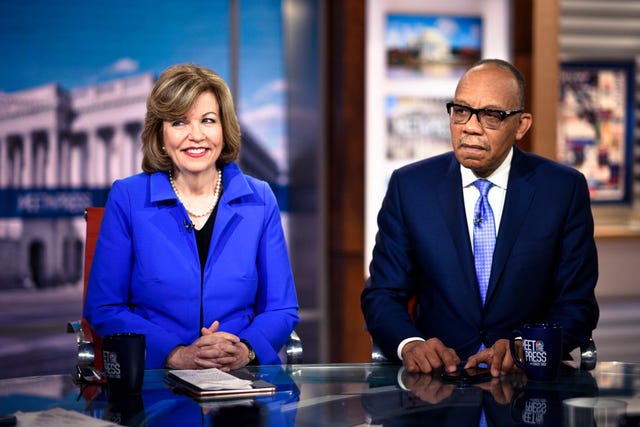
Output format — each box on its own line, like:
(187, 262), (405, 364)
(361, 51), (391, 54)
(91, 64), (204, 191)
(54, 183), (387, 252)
(166, 368), (276, 400)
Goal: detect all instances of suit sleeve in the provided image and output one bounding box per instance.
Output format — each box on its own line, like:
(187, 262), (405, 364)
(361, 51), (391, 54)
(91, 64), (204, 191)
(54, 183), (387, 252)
(361, 171), (425, 361)
(548, 172), (599, 354)
(237, 182), (300, 364)
(83, 181), (186, 368)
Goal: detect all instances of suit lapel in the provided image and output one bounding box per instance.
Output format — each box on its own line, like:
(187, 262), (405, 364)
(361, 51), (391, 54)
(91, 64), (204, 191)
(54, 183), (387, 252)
(207, 164), (255, 266)
(485, 147), (535, 305)
(437, 156), (479, 305)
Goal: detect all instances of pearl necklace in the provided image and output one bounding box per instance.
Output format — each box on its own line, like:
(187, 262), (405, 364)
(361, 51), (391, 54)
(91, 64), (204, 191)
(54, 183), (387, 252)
(169, 169), (222, 218)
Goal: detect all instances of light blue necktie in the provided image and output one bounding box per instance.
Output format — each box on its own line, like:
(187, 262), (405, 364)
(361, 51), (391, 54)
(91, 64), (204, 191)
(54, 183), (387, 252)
(473, 179), (496, 306)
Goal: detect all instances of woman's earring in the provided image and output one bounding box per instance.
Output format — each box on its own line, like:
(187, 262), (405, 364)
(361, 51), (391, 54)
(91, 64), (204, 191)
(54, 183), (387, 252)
(162, 146), (166, 151)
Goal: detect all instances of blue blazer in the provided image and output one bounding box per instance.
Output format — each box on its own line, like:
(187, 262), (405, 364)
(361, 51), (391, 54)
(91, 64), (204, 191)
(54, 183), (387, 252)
(361, 147), (599, 362)
(84, 162), (299, 368)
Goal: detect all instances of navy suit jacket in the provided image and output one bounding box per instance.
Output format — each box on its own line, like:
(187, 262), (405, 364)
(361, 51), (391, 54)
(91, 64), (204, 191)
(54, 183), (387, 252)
(361, 147), (599, 362)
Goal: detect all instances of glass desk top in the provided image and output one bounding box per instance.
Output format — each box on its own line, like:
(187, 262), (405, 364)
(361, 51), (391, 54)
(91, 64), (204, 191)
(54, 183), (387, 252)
(1, 362), (639, 426)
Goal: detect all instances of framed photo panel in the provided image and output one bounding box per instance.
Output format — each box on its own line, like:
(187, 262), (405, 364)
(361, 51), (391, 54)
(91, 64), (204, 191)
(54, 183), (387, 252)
(558, 61), (635, 203)
(385, 95), (451, 160)
(385, 14), (482, 80)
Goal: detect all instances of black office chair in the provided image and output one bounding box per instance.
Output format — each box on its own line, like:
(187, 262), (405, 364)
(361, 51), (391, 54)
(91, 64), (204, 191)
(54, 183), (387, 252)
(68, 207), (302, 382)
(577, 338), (597, 370)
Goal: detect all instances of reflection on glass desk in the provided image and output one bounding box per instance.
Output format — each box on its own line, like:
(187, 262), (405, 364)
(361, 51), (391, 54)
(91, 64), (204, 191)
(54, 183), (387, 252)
(0, 362), (639, 426)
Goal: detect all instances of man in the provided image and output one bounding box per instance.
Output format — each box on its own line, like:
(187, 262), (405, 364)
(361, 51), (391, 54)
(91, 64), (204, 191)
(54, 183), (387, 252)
(361, 59), (598, 377)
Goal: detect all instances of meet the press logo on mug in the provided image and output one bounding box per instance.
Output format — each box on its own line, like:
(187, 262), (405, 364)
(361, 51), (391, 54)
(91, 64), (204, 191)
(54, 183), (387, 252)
(103, 350), (122, 378)
(523, 339), (547, 366)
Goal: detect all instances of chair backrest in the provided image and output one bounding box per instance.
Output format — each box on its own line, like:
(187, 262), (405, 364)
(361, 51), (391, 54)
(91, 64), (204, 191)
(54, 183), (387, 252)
(81, 207), (105, 370)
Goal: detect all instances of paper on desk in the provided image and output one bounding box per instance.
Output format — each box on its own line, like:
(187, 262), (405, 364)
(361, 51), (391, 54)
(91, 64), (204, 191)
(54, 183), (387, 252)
(15, 407), (117, 427)
(169, 368), (253, 390)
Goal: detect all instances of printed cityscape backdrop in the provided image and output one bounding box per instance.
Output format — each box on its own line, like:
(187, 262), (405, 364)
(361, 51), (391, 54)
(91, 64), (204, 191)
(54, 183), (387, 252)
(0, 1), (287, 290)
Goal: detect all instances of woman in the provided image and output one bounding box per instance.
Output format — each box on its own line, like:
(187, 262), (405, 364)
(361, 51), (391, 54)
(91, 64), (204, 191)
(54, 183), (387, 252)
(84, 64), (299, 370)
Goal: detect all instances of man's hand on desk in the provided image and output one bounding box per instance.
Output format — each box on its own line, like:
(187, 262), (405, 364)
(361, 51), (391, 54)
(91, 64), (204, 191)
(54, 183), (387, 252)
(464, 339), (522, 377)
(401, 338), (461, 374)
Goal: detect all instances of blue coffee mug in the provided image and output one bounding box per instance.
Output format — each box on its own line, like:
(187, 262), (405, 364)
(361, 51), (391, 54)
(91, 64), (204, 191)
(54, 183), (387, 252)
(102, 332), (146, 396)
(510, 323), (563, 382)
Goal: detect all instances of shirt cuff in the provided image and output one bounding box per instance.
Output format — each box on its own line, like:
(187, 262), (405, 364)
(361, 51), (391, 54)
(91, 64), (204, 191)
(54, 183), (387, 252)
(398, 337), (426, 361)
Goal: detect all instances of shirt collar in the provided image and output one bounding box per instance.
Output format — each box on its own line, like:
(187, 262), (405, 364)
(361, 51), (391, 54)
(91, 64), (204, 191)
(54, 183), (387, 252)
(460, 146), (513, 190)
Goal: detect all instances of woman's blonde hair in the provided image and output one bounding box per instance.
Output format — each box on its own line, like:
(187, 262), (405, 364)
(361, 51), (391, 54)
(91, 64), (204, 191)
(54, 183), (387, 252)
(141, 64), (241, 173)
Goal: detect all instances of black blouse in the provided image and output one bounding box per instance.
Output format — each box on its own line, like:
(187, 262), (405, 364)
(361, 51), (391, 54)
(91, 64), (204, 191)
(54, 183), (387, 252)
(194, 203), (219, 278)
